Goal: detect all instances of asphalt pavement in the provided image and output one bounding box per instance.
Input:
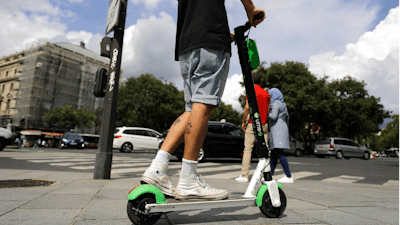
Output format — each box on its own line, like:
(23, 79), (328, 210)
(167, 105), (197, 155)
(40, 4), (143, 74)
(0, 147), (398, 225)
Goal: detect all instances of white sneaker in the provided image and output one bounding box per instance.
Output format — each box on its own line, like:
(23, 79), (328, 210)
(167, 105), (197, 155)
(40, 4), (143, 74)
(175, 173), (229, 200)
(140, 160), (175, 197)
(235, 175), (249, 183)
(277, 175), (294, 184)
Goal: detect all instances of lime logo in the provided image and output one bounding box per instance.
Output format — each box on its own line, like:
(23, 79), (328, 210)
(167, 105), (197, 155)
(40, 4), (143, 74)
(254, 113), (259, 119)
(258, 133), (263, 136)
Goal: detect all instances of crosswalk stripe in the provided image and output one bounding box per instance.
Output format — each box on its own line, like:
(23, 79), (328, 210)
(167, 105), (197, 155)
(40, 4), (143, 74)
(110, 164), (183, 174)
(322, 175), (364, 183)
(289, 171), (321, 180)
(383, 180), (399, 186)
(29, 159), (95, 163)
(12, 155), (395, 186)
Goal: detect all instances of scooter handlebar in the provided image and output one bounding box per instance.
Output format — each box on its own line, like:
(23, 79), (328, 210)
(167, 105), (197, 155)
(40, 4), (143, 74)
(244, 12), (265, 30)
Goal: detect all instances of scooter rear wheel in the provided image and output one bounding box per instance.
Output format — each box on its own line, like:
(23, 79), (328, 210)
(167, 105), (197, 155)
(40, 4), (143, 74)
(259, 188), (287, 218)
(127, 194), (162, 225)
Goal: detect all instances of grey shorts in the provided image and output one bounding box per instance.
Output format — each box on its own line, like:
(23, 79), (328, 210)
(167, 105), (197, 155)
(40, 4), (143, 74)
(179, 48), (230, 111)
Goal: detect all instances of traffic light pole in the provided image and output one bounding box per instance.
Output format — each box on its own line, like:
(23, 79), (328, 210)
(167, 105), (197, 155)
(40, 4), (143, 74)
(94, 0), (127, 179)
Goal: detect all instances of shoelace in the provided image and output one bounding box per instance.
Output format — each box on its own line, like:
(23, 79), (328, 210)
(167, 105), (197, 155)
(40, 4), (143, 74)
(196, 175), (213, 190)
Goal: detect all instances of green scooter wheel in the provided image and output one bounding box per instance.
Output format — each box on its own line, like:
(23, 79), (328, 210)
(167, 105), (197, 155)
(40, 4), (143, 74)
(259, 188), (287, 218)
(127, 194), (162, 225)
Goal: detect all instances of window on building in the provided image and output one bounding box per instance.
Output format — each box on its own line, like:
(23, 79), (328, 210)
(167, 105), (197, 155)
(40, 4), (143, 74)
(2, 85), (4, 93)
(5, 71), (8, 77)
(6, 99), (10, 110)
(14, 69), (17, 75)
(10, 83), (13, 91)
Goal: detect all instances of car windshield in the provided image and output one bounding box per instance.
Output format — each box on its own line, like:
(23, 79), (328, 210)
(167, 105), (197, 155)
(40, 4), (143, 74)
(316, 138), (330, 144)
(64, 133), (82, 139)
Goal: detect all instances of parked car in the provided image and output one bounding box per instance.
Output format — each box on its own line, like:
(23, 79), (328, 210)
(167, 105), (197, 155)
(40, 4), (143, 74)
(314, 137), (370, 160)
(113, 127), (162, 153)
(170, 121), (246, 162)
(59, 132), (85, 149)
(81, 134), (100, 149)
(0, 127), (13, 151)
(384, 148), (399, 158)
(285, 136), (305, 157)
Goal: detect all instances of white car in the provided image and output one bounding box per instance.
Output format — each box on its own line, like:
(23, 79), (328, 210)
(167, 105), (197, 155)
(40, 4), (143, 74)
(113, 127), (163, 152)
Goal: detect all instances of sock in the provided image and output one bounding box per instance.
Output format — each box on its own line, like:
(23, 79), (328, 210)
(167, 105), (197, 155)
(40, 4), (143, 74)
(181, 158), (198, 175)
(154, 150), (171, 165)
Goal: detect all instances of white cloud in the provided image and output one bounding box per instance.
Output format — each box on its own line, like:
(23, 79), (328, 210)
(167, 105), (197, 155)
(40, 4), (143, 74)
(121, 12), (180, 85)
(0, 0), (75, 57)
(222, 73), (245, 113)
(309, 7), (399, 114)
(132, 0), (165, 10)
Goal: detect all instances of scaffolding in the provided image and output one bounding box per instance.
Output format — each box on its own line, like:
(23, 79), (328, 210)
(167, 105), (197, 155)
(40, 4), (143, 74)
(14, 42), (107, 132)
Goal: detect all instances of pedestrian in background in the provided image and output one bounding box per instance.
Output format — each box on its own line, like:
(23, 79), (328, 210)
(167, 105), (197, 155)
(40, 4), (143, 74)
(268, 88), (293, 183)
(235, 74), (270, 183)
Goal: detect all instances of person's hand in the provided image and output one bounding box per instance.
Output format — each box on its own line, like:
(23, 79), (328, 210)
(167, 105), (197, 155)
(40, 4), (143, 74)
(247, 7), (265, 27)
(230, 32), (237, 44)
(241, 122), (247, 132)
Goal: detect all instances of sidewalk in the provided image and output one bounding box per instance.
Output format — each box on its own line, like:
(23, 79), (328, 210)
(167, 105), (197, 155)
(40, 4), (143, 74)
(0, 167), (398, 225)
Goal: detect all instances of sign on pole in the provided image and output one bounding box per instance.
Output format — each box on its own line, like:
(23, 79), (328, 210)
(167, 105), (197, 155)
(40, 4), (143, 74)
(106, 0), (122, 35)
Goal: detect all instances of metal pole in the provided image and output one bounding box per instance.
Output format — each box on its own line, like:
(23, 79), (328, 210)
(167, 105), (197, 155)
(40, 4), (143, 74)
(94, 0), (127, 179)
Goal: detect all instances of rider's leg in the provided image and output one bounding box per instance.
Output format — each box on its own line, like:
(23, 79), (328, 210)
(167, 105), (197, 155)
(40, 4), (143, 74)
(240, 124), (254, 179)
(140, 112), (190, 197)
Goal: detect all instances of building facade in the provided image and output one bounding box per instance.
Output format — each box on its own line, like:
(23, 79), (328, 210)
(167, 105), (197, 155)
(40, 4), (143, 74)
(0, 41), (109, 132)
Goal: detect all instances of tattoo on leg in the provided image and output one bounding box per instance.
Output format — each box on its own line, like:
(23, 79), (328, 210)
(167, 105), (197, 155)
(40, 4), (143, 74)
(185, 122), (192, 134)
(173, 119), (181, 125)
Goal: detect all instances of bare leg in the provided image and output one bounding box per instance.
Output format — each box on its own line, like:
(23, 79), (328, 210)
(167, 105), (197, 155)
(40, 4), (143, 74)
(183, 102), (214, 161)
(160, 112), (190, 155)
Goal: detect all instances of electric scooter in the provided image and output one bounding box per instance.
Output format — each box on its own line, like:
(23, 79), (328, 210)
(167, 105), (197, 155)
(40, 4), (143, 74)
(126, 13), (287, 225)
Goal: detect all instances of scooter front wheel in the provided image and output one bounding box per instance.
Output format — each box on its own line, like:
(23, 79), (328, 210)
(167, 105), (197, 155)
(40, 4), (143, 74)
(259, 188), (287, 218)
(127, 194), (162, 225)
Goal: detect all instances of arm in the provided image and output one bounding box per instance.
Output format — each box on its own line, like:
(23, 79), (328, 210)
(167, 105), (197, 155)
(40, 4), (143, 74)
(241, 99), (250, 132)
(268, 102), (279, 121)
(240, 0), (266, 27)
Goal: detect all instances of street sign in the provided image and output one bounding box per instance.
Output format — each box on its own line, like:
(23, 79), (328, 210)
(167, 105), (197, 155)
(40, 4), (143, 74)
(105, 0), (122, 35)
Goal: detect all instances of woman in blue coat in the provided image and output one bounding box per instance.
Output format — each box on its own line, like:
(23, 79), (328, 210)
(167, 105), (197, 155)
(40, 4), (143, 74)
(268, 88), (293, 183)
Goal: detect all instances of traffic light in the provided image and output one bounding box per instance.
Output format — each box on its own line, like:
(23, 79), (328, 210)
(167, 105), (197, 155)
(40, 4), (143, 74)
(101, 36), (113, 58)
(94, 68), (108, 98)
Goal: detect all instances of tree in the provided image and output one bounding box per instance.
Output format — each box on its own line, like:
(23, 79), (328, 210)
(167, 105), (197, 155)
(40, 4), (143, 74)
(327, 76), (390, 140)
(44, 105), (96, 130)
(116, 74), (185, 132)
(249, 61), (336, 144)
(380, 114), (399, 149)
(210, 102), (241, 125)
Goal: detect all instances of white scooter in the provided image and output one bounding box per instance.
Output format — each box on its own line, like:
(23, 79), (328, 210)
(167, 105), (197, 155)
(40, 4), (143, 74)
(126, 13), (287, 225)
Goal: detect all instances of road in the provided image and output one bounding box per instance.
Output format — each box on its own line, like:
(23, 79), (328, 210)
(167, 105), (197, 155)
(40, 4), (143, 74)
(0, 147), (398, 186)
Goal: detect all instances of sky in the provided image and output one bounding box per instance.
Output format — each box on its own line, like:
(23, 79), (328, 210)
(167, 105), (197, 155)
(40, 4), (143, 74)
(0, 0), (398, 120)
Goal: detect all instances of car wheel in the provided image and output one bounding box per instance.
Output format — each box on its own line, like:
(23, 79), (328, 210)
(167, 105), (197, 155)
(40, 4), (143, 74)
(0, 139), (5, 151)
(336, 151), (343, 159)
(362, 151), (370, 160)
(294, 149), (302, 157)
(198, 146), (207, 163)
(316, 155), (325, 158)
(121, 142), (134, 153)
(344, 157), (350, 159)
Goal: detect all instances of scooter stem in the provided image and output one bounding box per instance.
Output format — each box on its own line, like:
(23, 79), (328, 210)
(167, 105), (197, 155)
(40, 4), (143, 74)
(243, 158), (270, 198)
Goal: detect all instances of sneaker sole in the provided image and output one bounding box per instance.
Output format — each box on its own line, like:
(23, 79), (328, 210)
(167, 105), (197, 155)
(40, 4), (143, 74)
(175, 192), (229, 200)
(140, 176), (175, 197)
(235, 179), (249, 183)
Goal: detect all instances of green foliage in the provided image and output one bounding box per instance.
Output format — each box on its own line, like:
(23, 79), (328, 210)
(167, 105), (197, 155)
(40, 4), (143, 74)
(242, 61), (390, 145)
(250, 61), (336, 141)
(44, 105), (96, 129)
(380, 115), (399, 149)
(116, 74), (185, 132)
(210, 102), (241, 125)
(327, 76), (390, 139)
